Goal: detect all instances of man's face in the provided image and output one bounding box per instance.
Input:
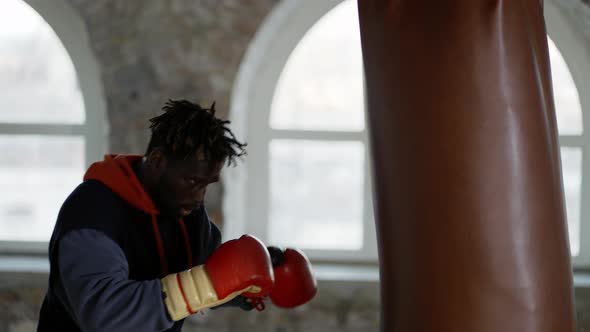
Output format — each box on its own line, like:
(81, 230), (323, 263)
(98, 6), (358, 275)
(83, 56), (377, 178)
(151, 152), (224, 219)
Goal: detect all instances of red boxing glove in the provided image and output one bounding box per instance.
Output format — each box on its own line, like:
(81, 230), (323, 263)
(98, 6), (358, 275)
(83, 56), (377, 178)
(269, 248), (317, 308)
(206, 235), (275, 300)
(162, 234), (274, 320)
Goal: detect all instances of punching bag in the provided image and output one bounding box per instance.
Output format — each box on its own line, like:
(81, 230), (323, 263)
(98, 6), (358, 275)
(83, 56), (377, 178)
(357, 0), (576, 331)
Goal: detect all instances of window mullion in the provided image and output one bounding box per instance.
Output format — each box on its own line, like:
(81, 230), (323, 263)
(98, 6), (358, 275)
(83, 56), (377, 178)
(0, 123), (85, 136)
(270, 129), (364, 141)
(559, 135), (584, 147)
(362, 129), (378, 260)
(247, 125), (272, 242)
(575, 140), (590, 266)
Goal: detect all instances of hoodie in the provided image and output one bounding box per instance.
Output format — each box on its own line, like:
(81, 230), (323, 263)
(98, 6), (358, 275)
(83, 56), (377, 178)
(37, 155), (222, 332)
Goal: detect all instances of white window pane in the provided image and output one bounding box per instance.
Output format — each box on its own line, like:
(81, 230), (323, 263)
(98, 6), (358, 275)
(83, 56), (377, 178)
(560, 147), (582, 255)
(269, 140), (364, 250)
(0, 0), (84, 124)
(0, 135), (84, 241)
(270, 0), (364, 131)
(548, 38), (582, 135)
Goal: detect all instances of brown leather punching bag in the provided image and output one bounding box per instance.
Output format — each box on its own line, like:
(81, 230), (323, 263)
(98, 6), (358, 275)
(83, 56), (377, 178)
(357, 0), (577, 331)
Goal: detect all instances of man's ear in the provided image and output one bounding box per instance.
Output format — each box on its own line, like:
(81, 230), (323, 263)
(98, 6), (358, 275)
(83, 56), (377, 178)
(146, 148), (168, 175)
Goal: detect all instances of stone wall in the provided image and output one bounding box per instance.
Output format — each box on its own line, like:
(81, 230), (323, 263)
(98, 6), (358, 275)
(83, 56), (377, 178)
(0, 273), (380, 332)
(65, 0), (277, 152)
(63, 0), (278, 219)
(3, 274), (590, 331)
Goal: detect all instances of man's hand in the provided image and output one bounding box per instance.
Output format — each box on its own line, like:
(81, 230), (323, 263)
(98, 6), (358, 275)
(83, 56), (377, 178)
(222, 295), (256, 311)
(267, 246), (286, 267)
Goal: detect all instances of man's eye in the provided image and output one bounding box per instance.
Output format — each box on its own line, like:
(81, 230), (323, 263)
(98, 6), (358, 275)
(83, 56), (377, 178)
(186, 178), (196, 185)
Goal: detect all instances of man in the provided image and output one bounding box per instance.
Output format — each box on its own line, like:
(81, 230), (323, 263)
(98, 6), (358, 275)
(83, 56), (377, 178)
(37, 100), (316, 331)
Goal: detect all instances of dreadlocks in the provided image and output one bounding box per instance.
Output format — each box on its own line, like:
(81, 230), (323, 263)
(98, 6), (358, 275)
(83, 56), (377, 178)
(146, 99), (246, 166)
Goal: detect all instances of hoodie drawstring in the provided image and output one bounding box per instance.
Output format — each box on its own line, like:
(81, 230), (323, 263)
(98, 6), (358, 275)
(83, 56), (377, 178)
(178, 218), (194, 268)
(149, 214), (195, 277)
(150, 215), (170, 276)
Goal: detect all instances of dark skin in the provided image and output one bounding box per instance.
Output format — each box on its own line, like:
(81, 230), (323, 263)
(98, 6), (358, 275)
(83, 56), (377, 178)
(135, 147), (224, 219)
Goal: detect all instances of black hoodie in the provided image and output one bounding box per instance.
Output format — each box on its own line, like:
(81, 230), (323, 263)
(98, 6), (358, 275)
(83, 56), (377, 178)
(37, 154), (221, 332)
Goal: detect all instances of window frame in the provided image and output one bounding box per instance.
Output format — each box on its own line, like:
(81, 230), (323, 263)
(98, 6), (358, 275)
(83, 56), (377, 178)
(0, 0), (107, 253)
(546, 1), (590, 267)
(223, 0), (378, 263)
(223, 0), (377, 263)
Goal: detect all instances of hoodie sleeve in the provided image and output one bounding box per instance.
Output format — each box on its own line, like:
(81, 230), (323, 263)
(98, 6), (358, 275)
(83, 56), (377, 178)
(57, 228), (175, 332)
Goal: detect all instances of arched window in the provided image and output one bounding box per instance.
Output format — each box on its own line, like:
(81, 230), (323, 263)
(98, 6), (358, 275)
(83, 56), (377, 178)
(550, 38), (584, 257)
(225, 0), (590, 265)
(267, 0), (369, 253)
(225, 0), (376, 262)
(0, 0), (106, 246)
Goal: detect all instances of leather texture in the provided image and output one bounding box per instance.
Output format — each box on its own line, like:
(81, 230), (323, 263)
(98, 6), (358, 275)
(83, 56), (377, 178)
(269, 248), (317, 308)
(357, 0), (576, 330)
